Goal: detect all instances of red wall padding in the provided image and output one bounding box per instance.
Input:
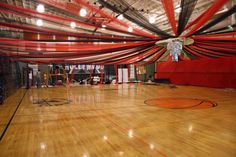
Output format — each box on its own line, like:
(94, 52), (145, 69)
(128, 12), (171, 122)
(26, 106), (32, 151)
(155, 57), (236, 88)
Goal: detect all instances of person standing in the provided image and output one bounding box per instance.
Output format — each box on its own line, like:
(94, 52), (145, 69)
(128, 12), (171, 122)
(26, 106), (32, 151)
(43, 72), (49, 87)
(29, 71), (32, 88)
(36, 70), (41, 88)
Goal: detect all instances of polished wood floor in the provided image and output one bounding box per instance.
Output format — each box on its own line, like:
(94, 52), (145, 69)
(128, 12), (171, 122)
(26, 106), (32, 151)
(0, 84), (236, 157)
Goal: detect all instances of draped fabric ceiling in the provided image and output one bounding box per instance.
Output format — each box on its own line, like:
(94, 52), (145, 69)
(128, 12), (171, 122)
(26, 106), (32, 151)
(0, 0), (235, 65)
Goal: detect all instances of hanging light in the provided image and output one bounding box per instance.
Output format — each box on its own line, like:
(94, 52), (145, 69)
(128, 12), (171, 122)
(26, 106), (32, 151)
(175, 4), (181, 13)
(70, 22), (76, 28)
(36, 4), (45, 13)
(149, 16), (156, 24)
(175, 8), (181, 13)
(228, 25), (233, 31)
(80, 8), (87, 17)
(128, 26), (133, 32)
(36, 19), (43, 26)
(101, 24), (106, 31)
(117, 14), (124, 20)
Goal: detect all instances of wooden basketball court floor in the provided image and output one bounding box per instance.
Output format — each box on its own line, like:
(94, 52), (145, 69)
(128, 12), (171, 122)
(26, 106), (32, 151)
(0, 84), (236, 157)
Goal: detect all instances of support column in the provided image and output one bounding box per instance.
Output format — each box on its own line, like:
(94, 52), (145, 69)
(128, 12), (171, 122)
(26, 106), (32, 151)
(114, 64), (118, 84)
(90, 65), (93, 83)
(100, 65), (104, 84)
(127, 64), (130, 82)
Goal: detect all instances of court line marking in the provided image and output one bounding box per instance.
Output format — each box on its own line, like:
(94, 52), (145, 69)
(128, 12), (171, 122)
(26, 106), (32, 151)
(144, 98), (217, 109)
(0, 89), (28, 141)
(15, 104), (148, 116)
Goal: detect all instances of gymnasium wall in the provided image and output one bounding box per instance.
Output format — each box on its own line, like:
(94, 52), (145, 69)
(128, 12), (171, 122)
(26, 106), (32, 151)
(155, 57), (236, 88)
(0, 57), (26, 103)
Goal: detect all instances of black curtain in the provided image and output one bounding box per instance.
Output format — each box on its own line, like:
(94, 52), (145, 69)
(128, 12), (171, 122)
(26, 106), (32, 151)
(195, 5), (236, 35)
(177, 0), (198, 35)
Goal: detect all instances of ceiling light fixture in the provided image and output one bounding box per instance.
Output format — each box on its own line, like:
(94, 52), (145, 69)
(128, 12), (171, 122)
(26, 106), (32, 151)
(36, 19), (43, 26)
(36, 4), (45, 13)
(117, 14), (124, 20)
(216, 7), (228, 14)
(128, 26), (133, 32)
(70, 22), (76, 28)
(80, 8), (87, 17)
(175, 7), (181, 13)
(149, 16), (156, 24)
(175, 5), (181, 13)
(228, 25), (233, 31)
